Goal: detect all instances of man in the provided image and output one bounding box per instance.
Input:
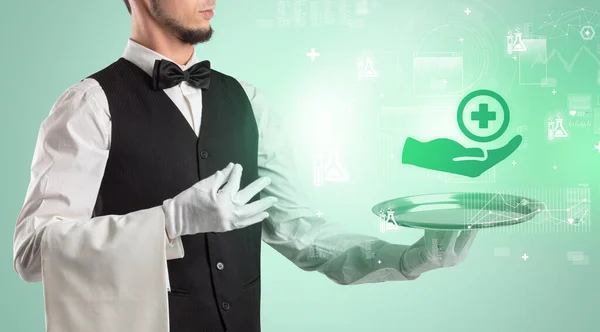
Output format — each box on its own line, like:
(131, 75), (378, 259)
(12, 0), (478, 331)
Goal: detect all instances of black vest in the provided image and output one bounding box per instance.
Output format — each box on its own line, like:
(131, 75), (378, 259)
(89, 58), (262, 332)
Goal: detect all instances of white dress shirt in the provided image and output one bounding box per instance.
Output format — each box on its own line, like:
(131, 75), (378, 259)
(13, 39), (414, 294)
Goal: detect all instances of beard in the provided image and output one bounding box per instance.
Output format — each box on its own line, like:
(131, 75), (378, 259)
(149, 0), (213, 45)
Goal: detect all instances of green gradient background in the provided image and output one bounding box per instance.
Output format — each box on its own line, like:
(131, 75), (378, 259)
(1, 0), (598, 331)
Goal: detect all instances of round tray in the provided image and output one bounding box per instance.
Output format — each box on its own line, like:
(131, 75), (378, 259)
(371, 192), (542, 230)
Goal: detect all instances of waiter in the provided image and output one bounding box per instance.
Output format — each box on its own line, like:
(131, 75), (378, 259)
(12, 0), (478, 331)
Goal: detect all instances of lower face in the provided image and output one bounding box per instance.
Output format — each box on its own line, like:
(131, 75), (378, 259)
(150, 0), (214, 45)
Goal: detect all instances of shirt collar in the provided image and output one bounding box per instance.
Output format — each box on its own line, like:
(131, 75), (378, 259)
(122, 38), (200, 77)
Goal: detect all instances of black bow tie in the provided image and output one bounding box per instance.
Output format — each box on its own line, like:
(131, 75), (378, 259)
(151, 59), (211, 90)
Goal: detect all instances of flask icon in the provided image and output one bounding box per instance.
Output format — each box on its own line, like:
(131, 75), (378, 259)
(548, 116), (568, 140)
(314, 149), (349, 185)
(323, 149), (348, 182)
(512, 32), (527, 52)
(379, 208), (399, 233)
(357, 58), (377, 80)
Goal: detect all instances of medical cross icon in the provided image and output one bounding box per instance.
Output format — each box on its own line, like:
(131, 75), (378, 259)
(471, 103), (496, 128)
(457, 89), (510, 143)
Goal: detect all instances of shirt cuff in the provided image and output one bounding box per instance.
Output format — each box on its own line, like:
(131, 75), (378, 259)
(343, 242), (420, 285)
(165, 228), (184, 260)
(379, 242), (420, 280)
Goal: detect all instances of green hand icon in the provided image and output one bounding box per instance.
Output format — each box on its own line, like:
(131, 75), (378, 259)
(401, 135), (522, 178)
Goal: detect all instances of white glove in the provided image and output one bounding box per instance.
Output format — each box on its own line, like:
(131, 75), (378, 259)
(399, 229), (478, 278)
(162, 162), (278, 238)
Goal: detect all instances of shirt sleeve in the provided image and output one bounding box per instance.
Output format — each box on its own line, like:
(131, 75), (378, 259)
(12, 83), (170, 331)
(12, 81), (180, 280)
(238, 80), (419, 285)
(13, 81), (183, 284)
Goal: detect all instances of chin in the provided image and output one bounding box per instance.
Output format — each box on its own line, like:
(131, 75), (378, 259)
(190, 21), (209, 29)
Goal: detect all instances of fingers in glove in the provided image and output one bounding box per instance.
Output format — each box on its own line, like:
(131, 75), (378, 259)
(221, 162), (235, 172)
(238, 196), (278, 219)
(235, 176), (272, 204)
(195, 163), (234, 191)
(235, 212), (270, 229)
(440, 231), (460, 250)
(454, 229), (478, 254)
(424, 230), (457, 251)
(221, 164), (243, 194)
(215, 162), (235, 190)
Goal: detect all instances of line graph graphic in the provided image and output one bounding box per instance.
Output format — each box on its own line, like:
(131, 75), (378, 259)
(532, 46), (600, 73)
(463, 188), (591, 233)
(568, 120), (592, 128)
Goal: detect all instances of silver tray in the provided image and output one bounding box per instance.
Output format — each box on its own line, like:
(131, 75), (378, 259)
(371, 192), (543, 230)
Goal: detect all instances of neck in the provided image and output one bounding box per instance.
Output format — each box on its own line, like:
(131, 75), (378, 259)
(130, 10), (193, 65)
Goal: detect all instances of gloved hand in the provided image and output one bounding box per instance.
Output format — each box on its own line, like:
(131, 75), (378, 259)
(399, 229), (477, 278)
(162, 162), (278, 239)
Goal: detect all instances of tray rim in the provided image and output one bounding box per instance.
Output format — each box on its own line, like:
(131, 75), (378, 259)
(371, 192), (543, 230)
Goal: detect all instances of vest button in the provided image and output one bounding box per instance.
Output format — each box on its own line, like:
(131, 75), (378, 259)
(221, 301), (230, 311)
(216, 262), (224, 270)
(200, 150), (209, 159)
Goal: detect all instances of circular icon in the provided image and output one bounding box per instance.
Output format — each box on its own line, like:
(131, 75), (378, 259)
(457, 89), (510, 143)
(580, 25), (595, 41)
